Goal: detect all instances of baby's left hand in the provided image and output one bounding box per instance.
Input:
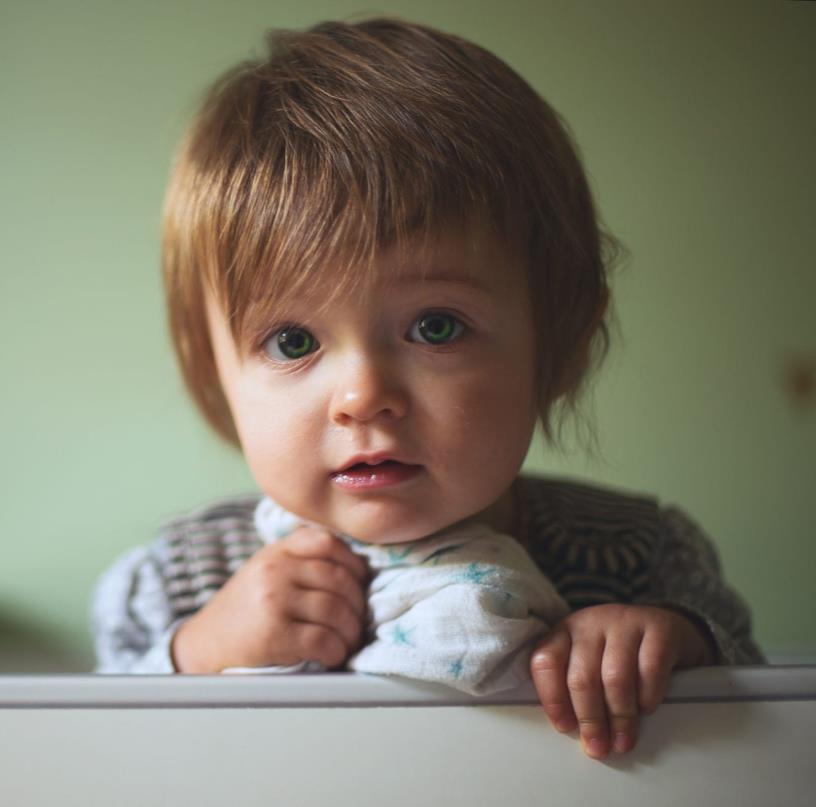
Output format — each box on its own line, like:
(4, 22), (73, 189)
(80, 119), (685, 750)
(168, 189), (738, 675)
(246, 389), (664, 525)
(530, 604), (715, 759)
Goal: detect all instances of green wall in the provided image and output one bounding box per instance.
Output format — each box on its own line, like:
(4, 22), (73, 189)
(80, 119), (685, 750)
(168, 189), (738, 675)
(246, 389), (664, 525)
(1, 0), (814, 668)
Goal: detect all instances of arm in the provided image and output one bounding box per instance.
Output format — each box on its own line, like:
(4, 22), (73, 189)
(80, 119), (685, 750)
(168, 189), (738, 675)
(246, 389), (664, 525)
(633, 506), (764, 665)
(92, 528), (369, 674)
(529, 504), (762, 760)
(91, 546), (179, 673)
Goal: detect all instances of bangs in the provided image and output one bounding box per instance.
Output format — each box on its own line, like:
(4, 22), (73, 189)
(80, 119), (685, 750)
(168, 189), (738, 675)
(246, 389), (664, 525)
(168, 22), (530, 349)
(209, 135), (507, 349)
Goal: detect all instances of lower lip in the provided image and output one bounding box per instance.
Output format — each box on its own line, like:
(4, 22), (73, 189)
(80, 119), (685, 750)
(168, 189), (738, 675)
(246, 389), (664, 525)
(331, 463), (423, 490)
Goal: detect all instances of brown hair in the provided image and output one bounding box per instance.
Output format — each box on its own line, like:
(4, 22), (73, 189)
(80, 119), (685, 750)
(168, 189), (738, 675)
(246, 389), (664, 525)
(161, 17), (623, 447)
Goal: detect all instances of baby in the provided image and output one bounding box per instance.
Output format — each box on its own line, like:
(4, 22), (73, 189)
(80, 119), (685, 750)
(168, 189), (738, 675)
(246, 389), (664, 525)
(92, 17), (763, 759)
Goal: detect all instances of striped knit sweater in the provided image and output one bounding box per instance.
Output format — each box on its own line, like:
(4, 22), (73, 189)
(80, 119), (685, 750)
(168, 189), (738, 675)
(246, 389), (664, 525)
(91, 475), (764, 673)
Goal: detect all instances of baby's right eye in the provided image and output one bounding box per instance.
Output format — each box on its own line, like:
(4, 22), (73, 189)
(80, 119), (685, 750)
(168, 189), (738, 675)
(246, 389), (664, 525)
(263, 326), (319, 361)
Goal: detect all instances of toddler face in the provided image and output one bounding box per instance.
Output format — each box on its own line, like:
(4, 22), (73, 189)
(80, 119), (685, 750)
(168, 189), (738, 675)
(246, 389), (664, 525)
(206, 228), (539, 544)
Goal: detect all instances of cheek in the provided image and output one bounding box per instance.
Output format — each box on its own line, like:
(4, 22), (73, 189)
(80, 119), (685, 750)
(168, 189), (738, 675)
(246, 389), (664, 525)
(475, 371), (537, 461)
(429, 350), (538, 475)
(228, 383), (321, 490)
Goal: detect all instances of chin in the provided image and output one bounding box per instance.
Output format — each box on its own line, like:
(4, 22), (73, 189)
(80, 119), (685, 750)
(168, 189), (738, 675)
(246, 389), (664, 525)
(342, 521), (432, 546)
(336, 504), (446, 545)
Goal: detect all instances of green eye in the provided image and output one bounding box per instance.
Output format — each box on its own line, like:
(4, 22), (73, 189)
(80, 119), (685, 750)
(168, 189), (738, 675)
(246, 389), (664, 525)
(265, 327), (318, 360)
(410, 312), (464, 345)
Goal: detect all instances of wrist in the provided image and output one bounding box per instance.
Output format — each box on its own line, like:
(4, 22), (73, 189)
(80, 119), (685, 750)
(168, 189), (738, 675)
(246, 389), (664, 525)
(661, 606), (717, 666)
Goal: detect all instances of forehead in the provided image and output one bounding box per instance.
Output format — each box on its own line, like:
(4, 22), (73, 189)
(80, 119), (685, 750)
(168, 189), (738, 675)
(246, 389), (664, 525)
(384, 227), (517, 278)
(218, 223), (527, 346)
(313, 226), (525, 306)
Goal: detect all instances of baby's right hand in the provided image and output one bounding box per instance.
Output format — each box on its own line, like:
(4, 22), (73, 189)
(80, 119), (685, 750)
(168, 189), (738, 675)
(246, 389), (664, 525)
(171, 526), (369, 673)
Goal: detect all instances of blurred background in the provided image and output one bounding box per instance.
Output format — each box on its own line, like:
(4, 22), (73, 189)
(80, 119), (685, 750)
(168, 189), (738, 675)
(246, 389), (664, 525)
(1, 0), (813, 671)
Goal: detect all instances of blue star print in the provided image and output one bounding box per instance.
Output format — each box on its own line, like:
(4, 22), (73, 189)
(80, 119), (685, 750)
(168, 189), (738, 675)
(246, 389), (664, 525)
(456, 562), (494, 584)
(390, 622), (415, 646)
(449, 657), (464, 678)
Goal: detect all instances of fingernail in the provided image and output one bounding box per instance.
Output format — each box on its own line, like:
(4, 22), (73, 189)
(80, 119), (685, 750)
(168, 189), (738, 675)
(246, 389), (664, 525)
(531, 652), (548, 671)
(583, 737), (607, 758)
(613, 732), (631, 754)
(555, 716), (576, 732)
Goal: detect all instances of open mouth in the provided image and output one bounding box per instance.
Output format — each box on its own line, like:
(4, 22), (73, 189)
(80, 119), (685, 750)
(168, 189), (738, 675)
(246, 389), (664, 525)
(344, 459), (403, 472)
(331, 459), (422, 489)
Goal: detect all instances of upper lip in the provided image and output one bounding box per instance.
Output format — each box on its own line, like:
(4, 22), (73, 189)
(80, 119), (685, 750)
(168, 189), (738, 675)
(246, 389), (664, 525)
(334, 452), (415, 473)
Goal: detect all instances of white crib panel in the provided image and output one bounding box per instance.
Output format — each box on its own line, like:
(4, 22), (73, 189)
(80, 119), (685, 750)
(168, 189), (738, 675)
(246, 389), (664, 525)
(2, 699), (814, 806)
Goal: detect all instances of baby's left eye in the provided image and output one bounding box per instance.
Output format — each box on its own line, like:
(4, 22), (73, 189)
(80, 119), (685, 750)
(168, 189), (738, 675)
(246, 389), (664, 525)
(407, 312), (465, 346)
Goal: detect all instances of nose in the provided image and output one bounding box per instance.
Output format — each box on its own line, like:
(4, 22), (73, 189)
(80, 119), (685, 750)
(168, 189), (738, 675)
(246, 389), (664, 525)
(328, 349), (409, 426)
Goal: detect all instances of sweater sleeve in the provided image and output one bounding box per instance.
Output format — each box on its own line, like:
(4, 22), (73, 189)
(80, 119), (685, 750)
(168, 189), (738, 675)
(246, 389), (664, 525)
(634, 506), (765, 665)
(90, 546), (181, 673)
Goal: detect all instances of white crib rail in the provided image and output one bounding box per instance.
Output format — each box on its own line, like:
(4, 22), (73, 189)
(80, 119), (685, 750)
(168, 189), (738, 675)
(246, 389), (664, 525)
(1, 664), (813, 707)
(1, 666), (814, 807)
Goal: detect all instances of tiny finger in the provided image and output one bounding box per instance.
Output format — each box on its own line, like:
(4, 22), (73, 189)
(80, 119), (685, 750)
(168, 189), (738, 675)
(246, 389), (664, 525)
(290, 590), (364, 653)
(291, 622), (349, 669)
(291, 558), (367, 619)
(285, 527), (370, 584)
(601, 633), (642, 754)
(566, 636), (609, 759)
(530, 628), (576, 733)
(637, 627), (677, 714)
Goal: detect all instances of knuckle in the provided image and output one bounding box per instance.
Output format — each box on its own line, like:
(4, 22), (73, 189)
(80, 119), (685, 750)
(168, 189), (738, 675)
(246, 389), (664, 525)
(286, 524), (313, 540)
(541, 697), (572, 715)
(647, 613), (677, 637)
(311, 529), (339, 554)
(254, 554), (289, 583)
(577, 716), (605, 732)
(610, 712), (639, 725)
(256, 587), (280, 611)
(256, 541), (284, 558)
(601, 666), (629, 690)
(253, 578), (286, 610)
(288, 526), (336, 554)
(566, 669), (595, 693)
(576, 603), (625, 622)
(313, 592), (337, 623)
